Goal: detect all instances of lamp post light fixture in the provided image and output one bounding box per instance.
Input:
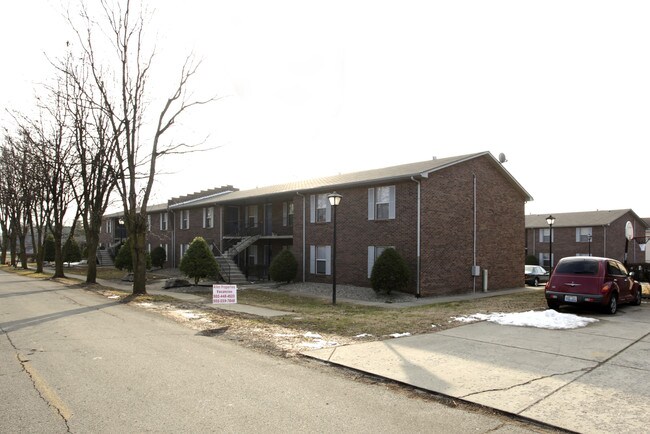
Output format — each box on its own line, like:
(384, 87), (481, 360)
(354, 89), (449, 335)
(327, 192), (342, 305)
(546, 215), (555, 270)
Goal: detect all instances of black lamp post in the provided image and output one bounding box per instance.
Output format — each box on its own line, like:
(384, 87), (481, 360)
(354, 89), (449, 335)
(328, 192), (342, 305)
(546, 215), (555, 270)
(587, 234), (592, 256)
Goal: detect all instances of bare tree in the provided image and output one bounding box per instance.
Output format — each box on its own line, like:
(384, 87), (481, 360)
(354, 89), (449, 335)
(71, 0), (216, 294)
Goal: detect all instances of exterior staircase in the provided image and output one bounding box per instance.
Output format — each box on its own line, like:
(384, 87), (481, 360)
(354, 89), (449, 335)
(215, 256), (248, 285)
(97, 249), (114, 266)
(223, 235), (261, 258)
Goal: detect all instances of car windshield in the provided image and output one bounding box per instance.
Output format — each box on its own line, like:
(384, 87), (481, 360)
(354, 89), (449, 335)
(554, 260), (599, 275)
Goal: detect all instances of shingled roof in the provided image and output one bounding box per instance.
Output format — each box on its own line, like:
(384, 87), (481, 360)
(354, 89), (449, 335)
(172, 151), (532, 208)
(525, 209), (647, 228)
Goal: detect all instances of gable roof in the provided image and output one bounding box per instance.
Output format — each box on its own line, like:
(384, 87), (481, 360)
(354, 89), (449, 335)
(525, 209), (647, 228)
(175, 151), (532, 208)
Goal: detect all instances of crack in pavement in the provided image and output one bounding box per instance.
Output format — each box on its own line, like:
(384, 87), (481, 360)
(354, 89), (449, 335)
(2, 328), (72, 433)
(460, 328), (650, 416)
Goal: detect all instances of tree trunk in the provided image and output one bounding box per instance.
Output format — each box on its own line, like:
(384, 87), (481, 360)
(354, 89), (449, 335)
(85, 235), (99, 284)
(52, 228), (65, 278)
(131, 228), (147, 295)
(17, 232), (28, 269)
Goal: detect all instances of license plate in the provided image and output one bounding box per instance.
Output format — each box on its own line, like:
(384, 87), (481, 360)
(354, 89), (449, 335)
(565, 295), (578, 303)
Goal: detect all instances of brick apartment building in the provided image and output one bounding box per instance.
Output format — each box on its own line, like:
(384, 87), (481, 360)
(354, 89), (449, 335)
(101, 152), (533, 297)
(525, 210), (649, 269)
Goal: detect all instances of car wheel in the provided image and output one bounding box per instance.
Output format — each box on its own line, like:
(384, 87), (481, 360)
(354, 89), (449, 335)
(604, 293), (618, 315)
(533, 277), (539, 287)
(633, 287), (642, 306)
(547, 300), (559, 310)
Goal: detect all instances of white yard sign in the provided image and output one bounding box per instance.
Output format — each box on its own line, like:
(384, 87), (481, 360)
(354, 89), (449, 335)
(212, 285), (237, 304)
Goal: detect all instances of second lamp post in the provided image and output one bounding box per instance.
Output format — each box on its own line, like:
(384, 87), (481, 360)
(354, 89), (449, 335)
(328, 192), (342, 305)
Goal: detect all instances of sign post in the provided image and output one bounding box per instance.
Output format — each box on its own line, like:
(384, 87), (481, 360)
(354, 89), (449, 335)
(212, 284), (237, 304)
(624, 221), (634, 267)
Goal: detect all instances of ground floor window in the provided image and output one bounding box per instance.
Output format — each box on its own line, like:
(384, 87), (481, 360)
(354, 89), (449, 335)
(367, 245), (394, 278)
(310, 245), (331, 275)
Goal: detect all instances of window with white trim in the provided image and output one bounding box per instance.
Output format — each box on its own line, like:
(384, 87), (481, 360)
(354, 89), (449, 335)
(160, 212), (168, 231)
(309, 245), (331, 275)
(203, 207), (214, 229)
(283, 201), (294, 227)
(367, 245), (394, 278)
(180, 210), (190, 230)
(246, 205), (258, 228)
(576, 227), (592, 242)
(247, 245), (257, 265)
(539, 253), (552, 268)
(539, 228), (553, 243)
(368, 186), (396, 220)
(180, 243), (190, 258)
(309, 194), (331, 223)
(106, 219), (113, 234)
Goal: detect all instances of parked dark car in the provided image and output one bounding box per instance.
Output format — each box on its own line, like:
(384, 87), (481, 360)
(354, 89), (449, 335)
(525, 265), (550, 286)
(545, 256), (642, 314)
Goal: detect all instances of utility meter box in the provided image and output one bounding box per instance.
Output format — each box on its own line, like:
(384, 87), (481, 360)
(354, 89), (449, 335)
(471, 265), (481, 277)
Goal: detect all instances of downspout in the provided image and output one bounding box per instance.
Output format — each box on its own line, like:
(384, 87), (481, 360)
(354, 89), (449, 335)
(170, 209), (176, 268)
(410, 177), (421, 298)
(296, 192), (306, 282)
(603, 224), (608, 257)
(473, 173), (477, 293)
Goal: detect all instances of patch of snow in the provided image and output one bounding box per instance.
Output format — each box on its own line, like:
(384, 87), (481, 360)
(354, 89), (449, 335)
(303, 332), (322, 339)
(300, 340), (338, 349)
(354, 333), (373, 338)
(175, 310), (201, 319)
(389, 332), (411, 338)
(452, 310), (599, 330)
(136, 302), (154, 308)
(107, 295), (120, 299)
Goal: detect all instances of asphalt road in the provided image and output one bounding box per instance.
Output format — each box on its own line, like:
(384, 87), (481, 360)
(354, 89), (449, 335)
(0, 270), (553, 433)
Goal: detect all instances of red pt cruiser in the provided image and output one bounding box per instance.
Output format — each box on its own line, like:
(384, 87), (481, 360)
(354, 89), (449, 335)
(545, 256), (642, 314)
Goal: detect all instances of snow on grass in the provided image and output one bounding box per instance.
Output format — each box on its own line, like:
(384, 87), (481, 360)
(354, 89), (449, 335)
(301, 331), (338, 349)
(451, 310), (599, 330)
(389, 332), (411, 338)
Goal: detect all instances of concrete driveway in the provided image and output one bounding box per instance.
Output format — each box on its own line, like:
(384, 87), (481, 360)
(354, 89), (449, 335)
(303, 303), (650, 433)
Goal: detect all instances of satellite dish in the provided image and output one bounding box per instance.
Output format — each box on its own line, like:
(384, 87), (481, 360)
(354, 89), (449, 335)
(498, 153), (508, 163)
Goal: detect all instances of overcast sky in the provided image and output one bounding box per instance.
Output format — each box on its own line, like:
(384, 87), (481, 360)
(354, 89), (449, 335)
(2, 1), (649, 217)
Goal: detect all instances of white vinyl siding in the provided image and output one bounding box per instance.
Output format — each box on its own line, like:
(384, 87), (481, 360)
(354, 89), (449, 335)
(368, 186), (396, 220)
(310, 245), (331, 275)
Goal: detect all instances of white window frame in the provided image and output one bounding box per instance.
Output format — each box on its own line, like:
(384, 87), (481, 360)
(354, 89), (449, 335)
(180, 210), (190, 230)
(180, 243), (190, 258)
(160, 212), (168, 231)
(247, 245), (258, 265)
(106, 219), (113, 234)
(283, 201), (294, 226)
(309, 245), (331, 275)
(539, 252), (552, 268)
(246, 205), (258, 228)
(203, 207), (214, 229)
(367, 246), (394, 278)
(576, 227), (592, 243)
(539, 228), (553, 243)
(368, 186), (396, 220)
(309, 194), (331, 223)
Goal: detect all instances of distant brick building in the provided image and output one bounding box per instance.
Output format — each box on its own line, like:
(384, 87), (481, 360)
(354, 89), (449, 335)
(102, 152), (533, 297)
(525, 210), (649, 269)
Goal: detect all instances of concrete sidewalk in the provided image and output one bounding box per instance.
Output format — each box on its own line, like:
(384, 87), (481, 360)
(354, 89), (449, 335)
(303, 303), (650, 433)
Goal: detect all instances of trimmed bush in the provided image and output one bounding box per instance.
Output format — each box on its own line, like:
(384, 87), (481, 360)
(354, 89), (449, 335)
(44, 235), (55, 262)
(179, 237), (220, 285)
(63, 238), (82, 264)
(370, 248), (410, 294)
(269, 249), (298, 283)
(114, 238), (151, 272)
(151, 246), (167, 268)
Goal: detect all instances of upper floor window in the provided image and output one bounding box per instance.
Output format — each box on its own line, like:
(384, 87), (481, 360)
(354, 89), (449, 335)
(539, 228), (553, 243)
(309, 194), (331, 223)
(160, 212), (168, 231)
(246, 205), (258, 228)
(203, 207), (214, 229)
(576, 227), (592, 242)
(180, 210), (190, 230)
(368, 186), (395, 220)
(283, 201), (294, 227)
(106, 219), (113, 234)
